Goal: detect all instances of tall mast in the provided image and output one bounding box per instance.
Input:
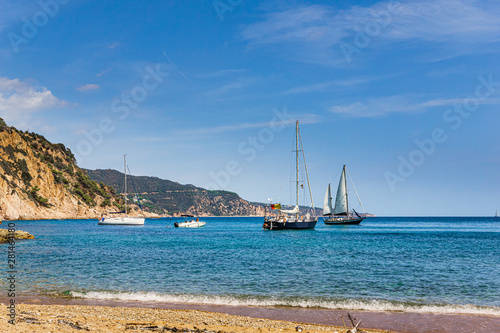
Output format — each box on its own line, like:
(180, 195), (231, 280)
(295, 120), (299, 219)
(298, 123), (314, 212)
(344, 165), (348, 218)
(124, 154), (127, 216)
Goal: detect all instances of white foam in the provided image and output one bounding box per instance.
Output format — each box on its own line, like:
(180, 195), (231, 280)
(68, 291), (500, 316)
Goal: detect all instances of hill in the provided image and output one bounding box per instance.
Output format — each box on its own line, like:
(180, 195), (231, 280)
(0, 118), (141, 220)
(85, 169), (265, 216)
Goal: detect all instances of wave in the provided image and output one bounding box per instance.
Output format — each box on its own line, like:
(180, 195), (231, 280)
(68, 291), (500, 316)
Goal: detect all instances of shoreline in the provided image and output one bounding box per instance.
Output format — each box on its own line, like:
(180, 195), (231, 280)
(4, 295), (500, 333)
(1, 215), (267, 221)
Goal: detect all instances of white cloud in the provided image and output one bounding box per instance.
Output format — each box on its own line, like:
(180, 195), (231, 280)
(330, 95), (500, 117)
(0, 77), (66, 124)
(241, 0), (500, 66)
(77, 84), (100, 91)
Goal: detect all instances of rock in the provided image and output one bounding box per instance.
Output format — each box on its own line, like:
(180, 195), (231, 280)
(0, 228), (35, 243)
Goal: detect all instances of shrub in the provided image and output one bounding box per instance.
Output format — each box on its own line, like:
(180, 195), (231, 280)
(101, 198), (111, 207)
(29, 186), (51, 207)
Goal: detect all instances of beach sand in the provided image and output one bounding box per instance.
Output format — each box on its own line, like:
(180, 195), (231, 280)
(2, 297), (500, 333)
(1, 303), (391, 333)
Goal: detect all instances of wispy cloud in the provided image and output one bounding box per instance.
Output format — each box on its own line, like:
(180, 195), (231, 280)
(0, 77), (67, 124)
(186, 113), (321, 135)
(137, 114), (322, 142)
(107, 42), (121, 49)
(330, 95), (500, 117)
(241, 0), (500, 66)
(282, 76), (379, 95)
(204, 77), (260, 96)
(77, 84), (100, 92)
(96, 68), (112, 77)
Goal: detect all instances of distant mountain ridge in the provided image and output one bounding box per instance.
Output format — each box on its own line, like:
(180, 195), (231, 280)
(85, 169), (266, 216)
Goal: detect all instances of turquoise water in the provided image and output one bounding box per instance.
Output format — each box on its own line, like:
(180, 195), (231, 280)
(3, 217), (500, 315)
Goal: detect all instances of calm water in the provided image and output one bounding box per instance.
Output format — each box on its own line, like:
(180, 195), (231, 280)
(3, 217), (500, 315)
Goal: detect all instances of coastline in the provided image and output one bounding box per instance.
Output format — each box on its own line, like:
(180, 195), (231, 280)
(3, 295), (499, 333)
(0, 215), (266, 221)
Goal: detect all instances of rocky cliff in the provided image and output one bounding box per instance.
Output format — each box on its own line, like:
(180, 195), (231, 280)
(0, 119), (140, 220)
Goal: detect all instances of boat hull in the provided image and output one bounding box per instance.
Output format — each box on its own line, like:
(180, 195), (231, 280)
(323, 217), (364, 225)
(263, 218), (317, 230)
(174, 221), (206, 228)
(98, 217), (145, 225)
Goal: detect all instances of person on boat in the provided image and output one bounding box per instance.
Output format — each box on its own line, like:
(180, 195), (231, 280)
(196, 217), (199, 222)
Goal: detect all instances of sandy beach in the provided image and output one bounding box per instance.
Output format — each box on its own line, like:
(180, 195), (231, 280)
(2, 297), (500, 333)
(1, 303), (392, 333)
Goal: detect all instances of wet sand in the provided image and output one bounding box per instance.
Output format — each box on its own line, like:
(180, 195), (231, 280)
(4, 295), (500, 333)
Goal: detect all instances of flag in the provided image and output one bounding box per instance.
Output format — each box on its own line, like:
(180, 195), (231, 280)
(271, 203), (281, 210)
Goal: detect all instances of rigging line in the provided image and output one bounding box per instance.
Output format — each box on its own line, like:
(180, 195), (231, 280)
(346, 167), (365, 214)
(297, 124), (315, 213)
(126, 165), (144, 213)
(289, 131), (295, 206)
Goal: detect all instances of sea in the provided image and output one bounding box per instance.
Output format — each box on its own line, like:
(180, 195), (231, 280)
(3, 217), (500, 316)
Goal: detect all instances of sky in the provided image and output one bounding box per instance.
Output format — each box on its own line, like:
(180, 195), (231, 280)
(0, 0), (499, 216)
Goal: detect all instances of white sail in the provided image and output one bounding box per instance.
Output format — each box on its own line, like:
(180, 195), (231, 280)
(323, 184), (332, 216)
(282, 205), (299, 215)
(333, 168), (348, 215)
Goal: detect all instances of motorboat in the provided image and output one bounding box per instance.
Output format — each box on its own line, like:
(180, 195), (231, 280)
(174, 215), (206, 228)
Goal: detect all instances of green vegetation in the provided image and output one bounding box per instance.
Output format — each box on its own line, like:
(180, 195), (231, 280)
(51, 168), (70, 184)
(29, 186), (51, 208)
(0, 117), (7, 130)
(100, 198), (111, 207)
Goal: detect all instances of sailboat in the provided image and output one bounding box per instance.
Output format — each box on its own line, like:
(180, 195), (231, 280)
(98, 155), (145, 225)
(323, 165), (365, 225)
(263, 121), (317, 230)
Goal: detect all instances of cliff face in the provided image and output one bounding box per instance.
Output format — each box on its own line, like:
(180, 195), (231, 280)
(0, 121), (137, 220)
(182, 191), (266, 216)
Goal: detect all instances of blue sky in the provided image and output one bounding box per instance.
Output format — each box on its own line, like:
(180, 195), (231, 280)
(1, 0), (499, 216)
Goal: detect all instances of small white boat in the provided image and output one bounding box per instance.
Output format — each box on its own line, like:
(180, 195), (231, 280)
(174, 216), (206, 228)
(174, 220), (206, 228)
(99, 216), (145, 225)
